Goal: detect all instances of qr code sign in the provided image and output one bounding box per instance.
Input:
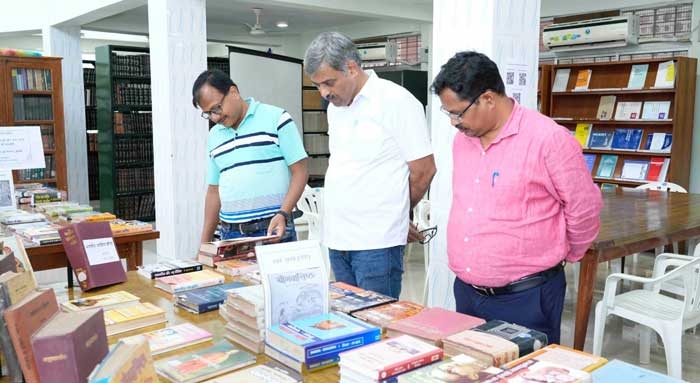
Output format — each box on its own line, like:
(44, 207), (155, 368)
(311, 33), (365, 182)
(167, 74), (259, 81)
(513, 92), (521, 103)
(506, 71), (515, 85)
(519, 72), (527, 86)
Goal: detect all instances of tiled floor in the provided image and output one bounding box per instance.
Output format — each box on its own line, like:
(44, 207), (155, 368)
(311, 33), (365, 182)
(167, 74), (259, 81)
(38, 240), (700, 381)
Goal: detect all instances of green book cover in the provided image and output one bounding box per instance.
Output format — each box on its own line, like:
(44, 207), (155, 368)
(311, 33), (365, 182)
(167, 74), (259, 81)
(596, 155), (618, 178)
(155, 341), (255, 383)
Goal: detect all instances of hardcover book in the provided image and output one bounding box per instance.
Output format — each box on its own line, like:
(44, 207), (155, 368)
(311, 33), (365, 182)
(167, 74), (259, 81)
(137, 259), (203, 279)
(443, 329), (520, 366)
(61, 290), (140, 312)
(351, 300), (425, 330)
(103, 302), (167, 336)
(330, 281), (396, 313)
(0, 234), (36, 285)
(256, 240), (329, 328)
(202, 361), (303, 383)
(398, 353), (502, 383)
(154, 269), (225, 294)
(0, 271), (36, 382)
(0, 269), (36, 306)
(121, 322), (213, 356)
(88, 337), (158, 383)
(264, 341), (339, 374)
(591, 359), (683, 382)
(596, 95), (616, 120)
(199, 235), (274, 256)
(473, 320), (548, 357)
(175, 282), (246, 314)
(31, 308), (109, 383)
(338, 334), (444, 381)
(266, 311), (381, 363)
(505, 344), (607, 373)
(385, 307), (485, 347)
(58, 221), (127, 291)
(155, 341), (256, 383)
(4, 288), (60, 383)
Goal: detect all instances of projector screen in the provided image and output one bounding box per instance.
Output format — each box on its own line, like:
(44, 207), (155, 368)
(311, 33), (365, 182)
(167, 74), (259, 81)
(228, 46), (303, 136)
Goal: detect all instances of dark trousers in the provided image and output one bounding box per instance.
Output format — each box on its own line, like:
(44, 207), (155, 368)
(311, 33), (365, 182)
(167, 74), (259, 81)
(453, 269), (566, 344)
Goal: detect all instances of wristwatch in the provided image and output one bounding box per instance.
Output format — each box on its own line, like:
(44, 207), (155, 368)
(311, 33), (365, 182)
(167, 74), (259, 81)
(275, 210), (291, 222)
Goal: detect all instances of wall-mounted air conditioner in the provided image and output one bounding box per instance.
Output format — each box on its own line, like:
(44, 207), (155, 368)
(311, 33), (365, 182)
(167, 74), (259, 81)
(543, 15), (638, 52)
(358, 41), (398, 62)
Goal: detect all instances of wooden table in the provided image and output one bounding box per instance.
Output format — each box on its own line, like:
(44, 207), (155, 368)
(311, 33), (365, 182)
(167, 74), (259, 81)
(25, 271), (338, 383)
(25, 230), (160, 287)
(574, 188), (700, 350)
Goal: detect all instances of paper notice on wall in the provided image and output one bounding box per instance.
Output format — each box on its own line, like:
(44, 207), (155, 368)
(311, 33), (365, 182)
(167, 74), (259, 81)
(504, 62), (532, 107)
(0, 126), (45, 170)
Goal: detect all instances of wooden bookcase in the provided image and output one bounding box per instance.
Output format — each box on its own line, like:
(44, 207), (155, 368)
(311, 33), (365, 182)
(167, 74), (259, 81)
(302, 72), (328, 187)
(0, 56), (67, 193)
(548, 57), (696, 189)
(96, 45), (155, 220)
(538, 64), (552, 115)
(83, 60), (99, 200)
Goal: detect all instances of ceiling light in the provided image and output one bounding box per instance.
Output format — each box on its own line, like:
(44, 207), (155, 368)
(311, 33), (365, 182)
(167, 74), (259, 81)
(276, 21), (289, 28)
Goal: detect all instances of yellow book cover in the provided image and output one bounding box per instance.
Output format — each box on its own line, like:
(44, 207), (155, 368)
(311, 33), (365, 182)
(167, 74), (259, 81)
(154, 269), (225, 294)
(574, 123), (592, 147)
(104, 302), (165, 325)
(62, 290), (140, 312)
(574, 69), (592, 90)
(88, 337), (158, 383)
(504, 344), (608, 372)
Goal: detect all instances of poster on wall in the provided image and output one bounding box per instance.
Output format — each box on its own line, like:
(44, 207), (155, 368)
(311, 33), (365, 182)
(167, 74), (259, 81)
(0, 125), (45, 170)
(504, 62), (533, 107)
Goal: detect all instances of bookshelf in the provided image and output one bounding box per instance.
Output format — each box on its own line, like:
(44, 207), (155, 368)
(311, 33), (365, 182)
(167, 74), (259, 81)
(0, 55), (67, 192)
(207, 57), (229, 73)
(548, 57), (696, 189)
(84, 60), (99, 200)
(96, 45), (155, 220)
(302, 72), (328, 187)
(537, 64), (552, 115)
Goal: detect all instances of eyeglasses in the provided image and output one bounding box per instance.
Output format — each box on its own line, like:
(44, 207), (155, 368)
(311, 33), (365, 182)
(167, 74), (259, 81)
(200, 92), (228, 120)
(419, 226), (437, 245)
(439, 91), (484, 121)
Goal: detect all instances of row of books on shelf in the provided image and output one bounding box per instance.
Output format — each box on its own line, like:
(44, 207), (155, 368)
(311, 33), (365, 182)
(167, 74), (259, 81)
(15, 155), (56, 181)
(552, 60), (675, 92)
(115, 192), (155, 220)
(40, 124), (55, 150)
(599, 98), (671, 121)
(113, 111), (153, 134)
(10, 67), (53, 91)
(84, 85), (96, 106)
(86, 108), (97, 130)
(114, 138), (154, 165)
(116, 167), (154, 192)
(586, 154), (670, 182)
(87, 130), (98, 151)
(573, 125), (672, 152)
(12, 95), (53, 120)
(110, 52), (151, 77)
(83, 67), (96, 83)
(14, 185), (64, 205)
(113, 81), (151, 106)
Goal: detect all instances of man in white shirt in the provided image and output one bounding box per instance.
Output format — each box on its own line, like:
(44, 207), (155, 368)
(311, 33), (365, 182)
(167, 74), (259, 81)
(304, 32), (436, 298)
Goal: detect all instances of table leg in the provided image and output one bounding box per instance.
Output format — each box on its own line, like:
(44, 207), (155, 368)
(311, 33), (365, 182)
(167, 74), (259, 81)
(574, 250), (599, 350)
(67, 265), (74, 288)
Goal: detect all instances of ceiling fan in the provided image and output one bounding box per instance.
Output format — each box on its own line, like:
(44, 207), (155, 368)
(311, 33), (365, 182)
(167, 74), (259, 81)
(244, 8), (269, 36)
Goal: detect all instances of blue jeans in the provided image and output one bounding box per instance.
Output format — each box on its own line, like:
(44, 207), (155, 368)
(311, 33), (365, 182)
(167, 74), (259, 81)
(328, 246), (405, 299)
(220, 218), (297, 242)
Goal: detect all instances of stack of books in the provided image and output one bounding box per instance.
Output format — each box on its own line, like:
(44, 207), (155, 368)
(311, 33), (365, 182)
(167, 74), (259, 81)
(215, 258), (259, 277)
(197, 236), (272, 267)
(385, 307), (485, 346)
(175, 281), (246, 314)
(442, 329), (520, 366)
(503, 344), (607, 373)
(351, 300), (425, 331)
(121, 322), (213, 356)
(154, 341), (256, 383)
(8, 221), (62, 246)
(330, 281), (396, 314)
(0, 210), (47, 225)
(154, 269), (225, 294)
(474, 320), (548, 357)
(265, 312), (381, 373)
(109, 219), (153, 235)
(338, 334), (443, 382)
(58, 211), (117, 223)
(398, 353), (503, 382)
(137, 259), (203, 279)
(219, 285), (266, 353)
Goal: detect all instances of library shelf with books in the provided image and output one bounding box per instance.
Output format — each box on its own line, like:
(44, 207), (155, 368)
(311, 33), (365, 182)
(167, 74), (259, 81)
(96, 45), (155, 221)
(84, 60), (99, 200)
(0, 55), (67, 192)
(302, 72), (328, 187)
(548, 56), (696, 189)
(537, 64), (552, 115)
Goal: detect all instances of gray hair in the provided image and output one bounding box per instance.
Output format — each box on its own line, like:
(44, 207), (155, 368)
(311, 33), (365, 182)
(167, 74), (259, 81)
(304, 31), (362, 76)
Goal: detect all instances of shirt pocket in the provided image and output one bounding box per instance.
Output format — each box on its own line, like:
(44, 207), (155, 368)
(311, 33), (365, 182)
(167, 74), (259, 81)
(487, 181), (526, 221)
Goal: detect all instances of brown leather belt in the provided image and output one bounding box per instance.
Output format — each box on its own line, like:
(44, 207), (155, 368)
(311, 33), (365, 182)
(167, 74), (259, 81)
(220, 216), (274, 234)
(471, 262), (565, 296)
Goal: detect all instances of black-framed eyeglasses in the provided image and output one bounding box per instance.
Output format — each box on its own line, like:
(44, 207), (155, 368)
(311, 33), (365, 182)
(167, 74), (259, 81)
(419, 226), (437, 245)
(439, 91), (484, 121)
(200, 92), (228, 120)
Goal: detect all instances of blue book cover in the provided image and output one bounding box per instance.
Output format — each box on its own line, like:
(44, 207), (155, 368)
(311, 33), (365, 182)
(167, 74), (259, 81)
(642, 133), (672, 152)
(175, 282), (246, 313)
(611, 128), (644, 150)
(591, 359), (684, 382)
(583, 154), (596, 174)
(329, 281), (396, 313)
(588, 130), (614, 149)
(596, 155), (618, 178)
(268, 312), (381, 362)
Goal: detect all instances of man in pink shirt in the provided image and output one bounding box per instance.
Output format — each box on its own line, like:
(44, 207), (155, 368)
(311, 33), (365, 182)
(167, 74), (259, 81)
(431, 51), (602, 344)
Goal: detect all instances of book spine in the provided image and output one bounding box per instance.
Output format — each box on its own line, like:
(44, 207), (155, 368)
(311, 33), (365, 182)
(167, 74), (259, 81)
(375, 349), (444, 380)
(198, 301), (224, 313)
(306, 328), (381, 361)
(150, 265), (203, 279)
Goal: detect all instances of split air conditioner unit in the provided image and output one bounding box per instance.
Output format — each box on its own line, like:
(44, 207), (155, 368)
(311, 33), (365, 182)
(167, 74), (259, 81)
(358, 41), (398, 62)
(543, 15), (639, 52)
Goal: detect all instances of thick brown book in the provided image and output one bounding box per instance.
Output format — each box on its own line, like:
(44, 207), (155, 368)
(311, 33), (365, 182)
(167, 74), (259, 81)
(0, 246), (18, 274)
(31, 308), (109, 383)
(4, 288), (60, 383)
(0, 271), (37, 383)
(58, 221), (127, 291)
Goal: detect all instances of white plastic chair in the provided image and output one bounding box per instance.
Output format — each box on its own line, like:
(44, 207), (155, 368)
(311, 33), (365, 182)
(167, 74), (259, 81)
(592, 250), (700, 379)
(295, 187), (328, 273)
(408, 199), (431, 304)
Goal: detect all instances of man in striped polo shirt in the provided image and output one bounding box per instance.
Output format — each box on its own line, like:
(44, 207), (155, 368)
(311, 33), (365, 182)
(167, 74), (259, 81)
(192, 69), (308, 243)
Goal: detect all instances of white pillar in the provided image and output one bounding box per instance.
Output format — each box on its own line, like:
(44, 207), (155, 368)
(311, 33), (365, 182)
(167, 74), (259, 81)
(42, 25), (89, 203)
(427, 0), (541, 309)
(148, 0), (208, 260)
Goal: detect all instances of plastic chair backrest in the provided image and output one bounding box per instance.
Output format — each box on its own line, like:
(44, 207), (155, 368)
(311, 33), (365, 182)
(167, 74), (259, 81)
(636, 182), (687, 193)
(413, 199), (430, 230)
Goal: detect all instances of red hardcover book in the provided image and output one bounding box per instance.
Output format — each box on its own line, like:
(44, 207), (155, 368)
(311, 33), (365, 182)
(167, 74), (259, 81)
(646, 157), (665, 181)
(31, 308), (109, 383)
(385, 307), (486, 346)
(4, 288), (60, 383)
(58, 221), (127, 291)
